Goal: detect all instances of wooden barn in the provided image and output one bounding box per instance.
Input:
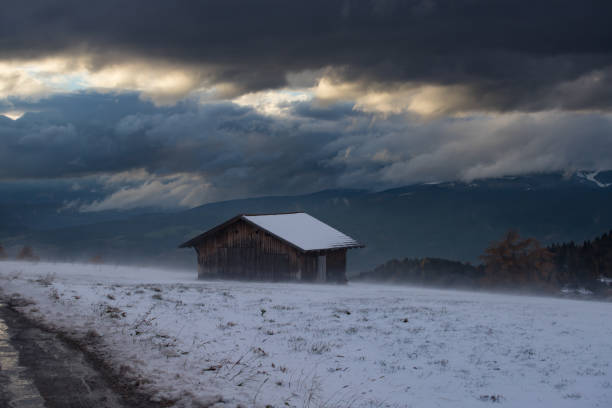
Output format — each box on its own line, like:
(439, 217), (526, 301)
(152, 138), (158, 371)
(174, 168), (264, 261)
(179, 212), (364, 282)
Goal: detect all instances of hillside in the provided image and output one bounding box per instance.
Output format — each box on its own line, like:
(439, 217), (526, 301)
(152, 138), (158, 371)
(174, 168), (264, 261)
(1, 171), (612, 274)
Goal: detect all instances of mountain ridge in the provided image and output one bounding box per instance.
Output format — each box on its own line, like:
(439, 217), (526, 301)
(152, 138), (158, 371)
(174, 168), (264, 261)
(1, 171), (611, 274)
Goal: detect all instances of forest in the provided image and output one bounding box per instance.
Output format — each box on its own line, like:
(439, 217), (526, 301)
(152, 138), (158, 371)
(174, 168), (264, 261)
(355, 230), (612, 296)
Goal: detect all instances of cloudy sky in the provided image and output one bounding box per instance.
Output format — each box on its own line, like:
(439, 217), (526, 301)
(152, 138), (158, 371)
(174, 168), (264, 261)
(2, 0), (612, 211)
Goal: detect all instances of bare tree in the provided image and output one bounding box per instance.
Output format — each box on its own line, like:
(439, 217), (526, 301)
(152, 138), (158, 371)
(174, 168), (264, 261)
(480, 230), (554, 287)
(16, 246), (40, 262)
(89, 254), (104, 264)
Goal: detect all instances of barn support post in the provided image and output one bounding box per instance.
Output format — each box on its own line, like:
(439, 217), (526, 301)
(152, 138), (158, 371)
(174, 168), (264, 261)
(195, 247), (206, 279)
(317, 255), (327, 282)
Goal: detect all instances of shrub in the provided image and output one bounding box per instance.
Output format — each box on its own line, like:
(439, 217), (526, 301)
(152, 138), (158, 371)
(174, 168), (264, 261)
(89, 255), (104, 264)
(16, 246), (40, 262)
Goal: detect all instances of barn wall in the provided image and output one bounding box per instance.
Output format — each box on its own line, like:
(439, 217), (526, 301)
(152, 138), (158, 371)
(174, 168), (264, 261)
(195, 220), (301, 281)
(192, 219), (348, 282)
(326, 249), (348, 283)
(299, 253), (318, 282)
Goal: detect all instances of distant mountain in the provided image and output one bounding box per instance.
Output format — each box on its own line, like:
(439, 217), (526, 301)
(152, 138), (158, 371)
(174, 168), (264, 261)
(0, 180), (146, 231)
(1, 171), (612, 275)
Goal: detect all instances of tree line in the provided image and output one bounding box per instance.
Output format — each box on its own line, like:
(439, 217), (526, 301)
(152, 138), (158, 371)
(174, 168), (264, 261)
(355, 229), (612, 294)
(0, 245), (103, 263)
(0, 244), (40, 261)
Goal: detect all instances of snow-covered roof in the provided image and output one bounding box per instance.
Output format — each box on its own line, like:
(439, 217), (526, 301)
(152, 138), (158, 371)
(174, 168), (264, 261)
(179, 212), (363, 251)
(242, 213), (362, 251)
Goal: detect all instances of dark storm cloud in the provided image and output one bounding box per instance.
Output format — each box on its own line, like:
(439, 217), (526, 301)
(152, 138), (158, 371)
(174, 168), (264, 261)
(0, 93), (180, 178)
(0, 93), (352, 196)
(3, 1), (612, 111)
(2, 92), (612, 211)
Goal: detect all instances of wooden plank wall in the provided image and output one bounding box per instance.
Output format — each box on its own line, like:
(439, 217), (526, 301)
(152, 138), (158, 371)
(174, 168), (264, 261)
(194, 219), (348, 282)
(326, 249), (348, 283)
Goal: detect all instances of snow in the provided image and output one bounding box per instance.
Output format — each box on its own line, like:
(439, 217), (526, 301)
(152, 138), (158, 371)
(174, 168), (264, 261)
(600, 276), (612, 286)
(577, 171), (611, 188)
(561, 286), (594, 296)
(1, 261), (612, 408)
(243, 213), (361, 251)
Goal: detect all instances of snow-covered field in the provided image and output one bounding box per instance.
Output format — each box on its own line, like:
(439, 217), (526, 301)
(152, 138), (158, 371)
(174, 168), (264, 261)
(1, 261), (611, 408)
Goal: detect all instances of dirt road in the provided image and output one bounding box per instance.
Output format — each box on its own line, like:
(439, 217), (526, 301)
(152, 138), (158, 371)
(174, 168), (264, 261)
(0, 302), (154, 408)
